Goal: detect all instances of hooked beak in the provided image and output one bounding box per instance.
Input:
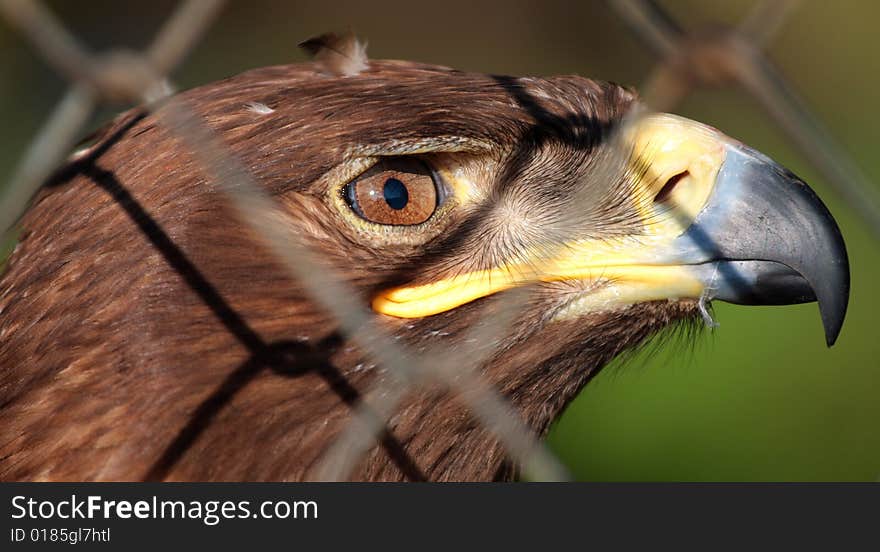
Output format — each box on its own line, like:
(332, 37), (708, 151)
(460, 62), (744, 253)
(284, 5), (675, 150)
(670, 143), (850, 346)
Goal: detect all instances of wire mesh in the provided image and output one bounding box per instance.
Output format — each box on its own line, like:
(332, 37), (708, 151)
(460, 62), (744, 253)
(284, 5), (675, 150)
(0, 0), (875, 481)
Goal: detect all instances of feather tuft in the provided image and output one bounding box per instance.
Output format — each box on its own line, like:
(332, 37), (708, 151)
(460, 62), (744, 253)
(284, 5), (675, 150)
(244, 101), (274, 115)
(299, 31), (368, 77)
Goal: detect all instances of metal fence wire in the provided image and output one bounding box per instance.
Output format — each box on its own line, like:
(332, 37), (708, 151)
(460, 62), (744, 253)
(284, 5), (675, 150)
(0, 0), (877, 481)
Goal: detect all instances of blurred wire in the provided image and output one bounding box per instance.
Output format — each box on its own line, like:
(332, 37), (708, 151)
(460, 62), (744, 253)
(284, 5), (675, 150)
(147, 0), (226, 75)
(738, 0), (802, 47)
(607, 0), (681, 58)
(0, 0), (98, 84)
(157, 98), (569, 481)
(315, 289), (569, 481)
(0, 83), (96, 235)
(609, 0), (880, 240)
(0, 0), (227, 236)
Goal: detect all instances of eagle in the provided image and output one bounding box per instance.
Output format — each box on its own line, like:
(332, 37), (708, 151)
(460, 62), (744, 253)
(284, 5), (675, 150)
(0, 35), (849, 481)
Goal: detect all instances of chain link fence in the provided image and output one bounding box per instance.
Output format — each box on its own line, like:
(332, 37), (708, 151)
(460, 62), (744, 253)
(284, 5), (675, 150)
(0, 0), (876, 481)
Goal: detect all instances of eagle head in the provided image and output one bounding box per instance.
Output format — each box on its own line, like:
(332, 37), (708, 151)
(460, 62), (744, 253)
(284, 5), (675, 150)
(0, 37), (849, 481)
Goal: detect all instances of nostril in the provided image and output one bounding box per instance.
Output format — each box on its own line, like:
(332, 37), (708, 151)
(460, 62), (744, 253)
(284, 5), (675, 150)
(654, 171), (689, 204)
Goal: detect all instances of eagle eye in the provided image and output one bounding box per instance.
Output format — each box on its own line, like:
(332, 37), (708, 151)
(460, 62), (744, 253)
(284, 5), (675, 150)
(343, 158), (440, 226)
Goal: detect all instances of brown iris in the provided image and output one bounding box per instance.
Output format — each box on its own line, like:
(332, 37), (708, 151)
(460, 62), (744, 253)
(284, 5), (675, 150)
(344, 158), (438, 225)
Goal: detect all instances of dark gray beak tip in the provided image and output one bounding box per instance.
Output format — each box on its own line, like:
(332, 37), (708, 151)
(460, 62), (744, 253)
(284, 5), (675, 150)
(818, 256), (850, 347)
(785, 171), (850, 348)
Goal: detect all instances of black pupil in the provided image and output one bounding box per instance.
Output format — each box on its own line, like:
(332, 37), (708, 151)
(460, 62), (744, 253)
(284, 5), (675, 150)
(383, 178), (409, 210)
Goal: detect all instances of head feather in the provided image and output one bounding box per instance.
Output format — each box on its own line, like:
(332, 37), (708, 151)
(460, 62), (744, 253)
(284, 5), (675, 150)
(299, 31), (369, 77)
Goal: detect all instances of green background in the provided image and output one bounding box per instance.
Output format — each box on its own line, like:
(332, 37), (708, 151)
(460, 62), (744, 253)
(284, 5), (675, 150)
(1, 1), (877, 480)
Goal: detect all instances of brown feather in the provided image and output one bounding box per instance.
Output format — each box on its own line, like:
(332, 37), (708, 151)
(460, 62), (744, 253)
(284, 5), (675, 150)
(0, 60), (696, 481)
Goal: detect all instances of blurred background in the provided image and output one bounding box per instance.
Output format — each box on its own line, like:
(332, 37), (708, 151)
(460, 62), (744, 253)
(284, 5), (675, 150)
(1, 0), (877, 481)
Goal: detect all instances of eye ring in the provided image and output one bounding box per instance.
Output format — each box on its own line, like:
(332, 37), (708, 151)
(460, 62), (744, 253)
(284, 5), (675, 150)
(343, 158), (445, 226)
